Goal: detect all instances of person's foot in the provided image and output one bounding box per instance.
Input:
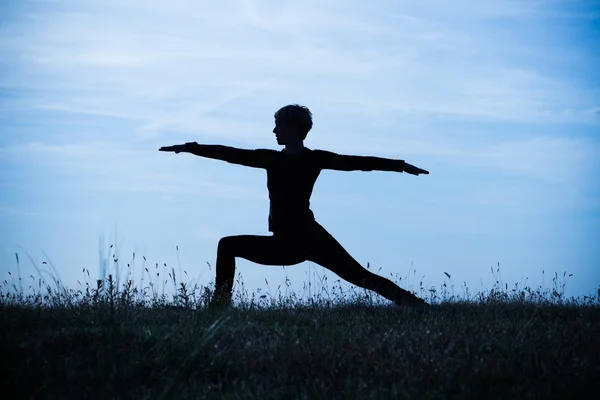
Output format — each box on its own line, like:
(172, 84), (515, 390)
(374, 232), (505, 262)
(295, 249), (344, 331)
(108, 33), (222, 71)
(208, 295), (232, 310)
(395, 292), (428, 308)
(208, 286), (233, 310)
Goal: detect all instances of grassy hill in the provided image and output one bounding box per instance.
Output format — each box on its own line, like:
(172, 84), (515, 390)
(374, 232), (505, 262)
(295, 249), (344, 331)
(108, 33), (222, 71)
(1, 271), (599, 399)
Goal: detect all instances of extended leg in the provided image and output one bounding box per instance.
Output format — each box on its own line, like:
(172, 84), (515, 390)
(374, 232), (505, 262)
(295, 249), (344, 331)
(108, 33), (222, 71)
(305, 223), (426, 306)
(213, 234), (306, 305)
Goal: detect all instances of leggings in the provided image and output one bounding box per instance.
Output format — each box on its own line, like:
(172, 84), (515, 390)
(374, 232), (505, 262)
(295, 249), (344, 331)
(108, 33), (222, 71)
(214, 221), (416, 305)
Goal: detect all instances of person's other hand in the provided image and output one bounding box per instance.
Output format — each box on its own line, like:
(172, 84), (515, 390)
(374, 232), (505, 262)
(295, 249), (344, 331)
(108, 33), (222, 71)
(403, 162), (429, 175)
(159, 144), (187, 154)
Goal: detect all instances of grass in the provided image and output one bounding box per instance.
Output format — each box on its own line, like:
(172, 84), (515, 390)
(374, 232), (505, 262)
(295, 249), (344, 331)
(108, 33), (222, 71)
(1, 253), (599, 399)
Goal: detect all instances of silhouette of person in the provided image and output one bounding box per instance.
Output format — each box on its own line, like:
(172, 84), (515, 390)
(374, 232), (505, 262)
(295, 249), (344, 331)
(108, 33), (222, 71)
(159, 104), (430, 308)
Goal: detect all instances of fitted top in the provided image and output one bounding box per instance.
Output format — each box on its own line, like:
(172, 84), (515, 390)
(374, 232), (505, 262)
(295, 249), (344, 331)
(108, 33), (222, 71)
(185, 143), (406, 235)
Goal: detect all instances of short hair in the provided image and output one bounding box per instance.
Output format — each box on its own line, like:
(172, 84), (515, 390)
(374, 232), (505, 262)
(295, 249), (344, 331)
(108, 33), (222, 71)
(274, 104), (313, 140)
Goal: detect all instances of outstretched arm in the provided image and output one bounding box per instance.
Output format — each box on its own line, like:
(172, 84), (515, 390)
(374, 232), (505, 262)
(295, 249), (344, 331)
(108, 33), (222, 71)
(315, 150), (429, 175)
(159, 142), (275, 169)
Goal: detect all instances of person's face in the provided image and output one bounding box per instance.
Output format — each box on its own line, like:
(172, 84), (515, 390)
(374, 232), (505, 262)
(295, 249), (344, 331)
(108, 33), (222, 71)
(273, 118), (301, 145)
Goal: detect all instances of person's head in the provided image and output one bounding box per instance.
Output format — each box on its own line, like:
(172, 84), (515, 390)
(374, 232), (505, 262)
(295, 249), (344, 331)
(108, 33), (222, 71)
(273, 104), (313, 146)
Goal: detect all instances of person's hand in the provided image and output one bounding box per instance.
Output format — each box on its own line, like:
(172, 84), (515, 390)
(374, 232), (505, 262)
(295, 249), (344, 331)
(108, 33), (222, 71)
(403, 162), (429, 176)
(159, 144), (187, 154)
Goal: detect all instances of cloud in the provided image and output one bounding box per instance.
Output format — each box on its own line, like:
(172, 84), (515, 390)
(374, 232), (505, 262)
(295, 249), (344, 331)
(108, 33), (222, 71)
(1, 0), (597, 139)
(1, 0), (598, 208)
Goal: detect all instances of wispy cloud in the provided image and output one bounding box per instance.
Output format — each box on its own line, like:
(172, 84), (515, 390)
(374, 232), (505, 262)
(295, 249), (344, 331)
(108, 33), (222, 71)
(1, 0), (597, 191)
(2, 0), (597, 135)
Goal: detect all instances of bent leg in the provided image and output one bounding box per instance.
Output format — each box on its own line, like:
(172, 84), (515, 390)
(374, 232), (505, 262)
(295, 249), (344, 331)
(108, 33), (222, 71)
(214, 234), (306, 304)
(305, 223), (424, 306)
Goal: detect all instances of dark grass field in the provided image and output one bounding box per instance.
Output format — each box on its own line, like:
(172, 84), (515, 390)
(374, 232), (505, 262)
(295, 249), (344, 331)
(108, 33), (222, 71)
(1, 270), (599, 399)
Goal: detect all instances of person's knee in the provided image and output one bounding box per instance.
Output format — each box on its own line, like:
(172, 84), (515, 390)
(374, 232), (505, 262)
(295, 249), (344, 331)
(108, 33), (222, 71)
(217, 236), (237, 255)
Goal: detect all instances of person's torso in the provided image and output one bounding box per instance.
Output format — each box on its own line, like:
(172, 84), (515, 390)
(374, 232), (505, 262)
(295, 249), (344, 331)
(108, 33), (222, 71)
(266, 148), (321, 233)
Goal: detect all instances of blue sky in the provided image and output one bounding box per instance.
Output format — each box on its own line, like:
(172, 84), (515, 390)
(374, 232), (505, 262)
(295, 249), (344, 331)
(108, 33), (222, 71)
(1, 0), (599, 302)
